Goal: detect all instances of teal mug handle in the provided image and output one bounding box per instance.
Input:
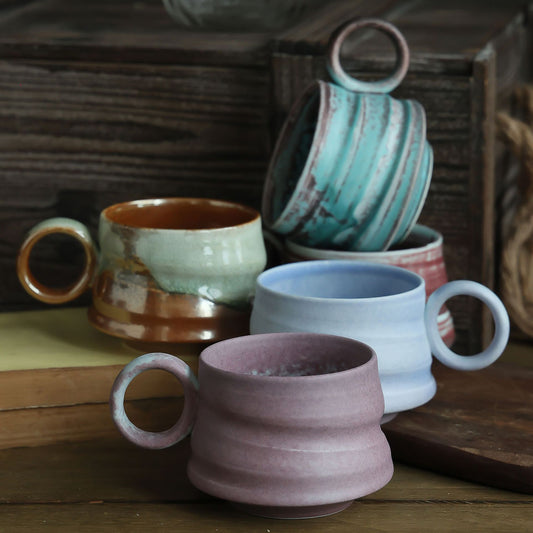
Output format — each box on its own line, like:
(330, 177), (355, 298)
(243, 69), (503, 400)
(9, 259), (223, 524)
(425, 280), (510, 370)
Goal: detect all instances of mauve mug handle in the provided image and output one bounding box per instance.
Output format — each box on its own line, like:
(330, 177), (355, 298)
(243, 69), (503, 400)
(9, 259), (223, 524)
(110, 353), (199, 450)
(327, 18), (410, 94)
(424, 280), (510, 371)
(17, 217), (98, 304)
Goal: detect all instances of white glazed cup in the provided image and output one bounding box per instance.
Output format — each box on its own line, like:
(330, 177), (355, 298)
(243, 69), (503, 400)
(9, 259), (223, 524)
(250, 260), (510, 417)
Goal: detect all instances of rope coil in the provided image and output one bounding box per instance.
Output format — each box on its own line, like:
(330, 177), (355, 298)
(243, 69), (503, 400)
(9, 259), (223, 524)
(498, 86), (533, 336)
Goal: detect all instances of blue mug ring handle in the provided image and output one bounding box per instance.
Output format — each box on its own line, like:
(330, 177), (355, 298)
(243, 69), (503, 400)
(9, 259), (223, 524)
(425, 280), (510, 371)
(326, 17), (410, 94)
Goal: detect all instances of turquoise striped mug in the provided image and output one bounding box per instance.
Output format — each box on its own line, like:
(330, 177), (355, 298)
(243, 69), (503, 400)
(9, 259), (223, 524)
(262, 18), (433, 252)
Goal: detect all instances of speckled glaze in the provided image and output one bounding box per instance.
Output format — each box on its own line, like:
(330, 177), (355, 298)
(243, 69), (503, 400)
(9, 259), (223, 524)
(110, 333), (393, 519)
(17, 198), (267, 343)
(262, 19), (433, 252)
(250, 261), (510, 417)
(283, 224), (455, 347)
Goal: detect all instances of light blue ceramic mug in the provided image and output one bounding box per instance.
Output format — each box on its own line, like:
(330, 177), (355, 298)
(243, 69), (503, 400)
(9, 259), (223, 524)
(250, 260), (510, 420)
(262, 18), (432, 252)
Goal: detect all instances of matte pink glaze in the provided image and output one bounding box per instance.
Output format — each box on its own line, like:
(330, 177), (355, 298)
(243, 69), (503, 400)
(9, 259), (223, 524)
(188, 333), (393, 518)
(109, 333), (393, 519)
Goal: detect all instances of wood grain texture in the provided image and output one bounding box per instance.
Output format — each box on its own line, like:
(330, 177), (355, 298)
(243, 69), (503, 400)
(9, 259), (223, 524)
(383, 361), (533, 493)
(3, 502), (533, 533)
(0, 397), (186, 450)
(0, 55), (270, 310)
(0, 439), (531, 532)
(0, 343), (532, 531)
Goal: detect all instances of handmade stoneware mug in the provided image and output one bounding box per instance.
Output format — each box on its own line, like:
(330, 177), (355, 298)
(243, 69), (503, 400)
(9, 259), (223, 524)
(110, 332), (394, 519)
(250, 261), (510, 420)
(283, 224), (455, 346)
(17, 198), (267, 343)
(262, 18), (433, 251)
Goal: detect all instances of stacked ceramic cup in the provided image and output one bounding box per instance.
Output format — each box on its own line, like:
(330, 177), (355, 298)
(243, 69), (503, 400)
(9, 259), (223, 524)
(255, 17), (510, 421)
(262, 18), (451, 347)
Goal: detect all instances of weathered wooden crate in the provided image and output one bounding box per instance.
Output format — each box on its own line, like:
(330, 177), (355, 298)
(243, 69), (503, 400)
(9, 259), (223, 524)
(0, 0), (531, 354)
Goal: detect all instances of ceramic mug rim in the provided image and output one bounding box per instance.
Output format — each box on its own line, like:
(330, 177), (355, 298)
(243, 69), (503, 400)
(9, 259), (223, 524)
(255, 260), (425, 303)
(285, 224), (443, 259)
(261, 80), (331, 230)
(199, 332), (377, 383)
(102, 197), (261, 233)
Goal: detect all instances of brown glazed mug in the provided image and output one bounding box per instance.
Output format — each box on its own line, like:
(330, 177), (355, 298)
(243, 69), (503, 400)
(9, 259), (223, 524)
(17, 198), (267, 343)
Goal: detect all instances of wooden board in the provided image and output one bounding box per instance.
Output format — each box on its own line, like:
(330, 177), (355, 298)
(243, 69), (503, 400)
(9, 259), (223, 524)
(0, 308), (200, 409)
(1, 438), (531, 532)
(383, 360), (533, 494)
(0, 397), (185, 450)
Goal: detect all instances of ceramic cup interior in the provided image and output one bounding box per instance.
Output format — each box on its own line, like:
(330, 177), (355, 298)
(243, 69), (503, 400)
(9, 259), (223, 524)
(200, 331), (373, 377)
(262, 260), (420, 300)
(103, 197), (258, 230)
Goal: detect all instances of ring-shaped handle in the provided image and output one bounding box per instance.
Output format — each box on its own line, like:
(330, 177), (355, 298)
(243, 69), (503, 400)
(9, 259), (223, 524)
(326, 17), (410, 94)
(17, 217), (98, 304)
(425, 280), (510, 371)
(110, 353), (200, 450)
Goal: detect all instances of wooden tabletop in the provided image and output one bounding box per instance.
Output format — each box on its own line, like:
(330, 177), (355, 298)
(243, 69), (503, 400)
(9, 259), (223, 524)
(1, 314), (532, 531)
(1, 436), (532, 532)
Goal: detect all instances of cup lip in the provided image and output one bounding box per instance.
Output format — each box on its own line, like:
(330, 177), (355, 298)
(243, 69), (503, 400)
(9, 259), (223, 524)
(261, 80), (329, 229)
(255, 260), (425, 303)
(285, 224), (442, 259)
(101, 197), (261, 232)
(199, 332), (377, 382)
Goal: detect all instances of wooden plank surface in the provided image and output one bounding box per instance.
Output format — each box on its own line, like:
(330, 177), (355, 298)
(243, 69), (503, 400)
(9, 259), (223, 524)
(0, 439), (531, 532)
(0, 339), (532, 530)
(383, 358), (533, 493)
(3, 501), (532, 533)
(0, 307), (201, 409)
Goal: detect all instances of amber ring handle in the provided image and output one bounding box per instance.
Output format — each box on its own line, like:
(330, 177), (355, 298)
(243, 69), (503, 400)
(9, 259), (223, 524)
(17, 217), (98, 304)
(327, 17), (410, 94)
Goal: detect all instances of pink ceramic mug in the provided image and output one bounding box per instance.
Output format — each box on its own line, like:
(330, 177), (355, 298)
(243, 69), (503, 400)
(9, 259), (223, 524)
(110, 333), (393, 519)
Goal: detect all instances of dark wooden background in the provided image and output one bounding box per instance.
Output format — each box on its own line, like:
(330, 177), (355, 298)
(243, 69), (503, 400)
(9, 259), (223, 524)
(1, 0), (532, 353)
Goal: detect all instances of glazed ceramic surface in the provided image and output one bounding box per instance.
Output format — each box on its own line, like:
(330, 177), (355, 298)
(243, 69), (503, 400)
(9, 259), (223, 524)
(284, 224), (455, 346)
(261, 18), (433, 252)
(250, 261), (510, 416)
(17, 198), (267, 343)
(110, 333), (393, 519)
